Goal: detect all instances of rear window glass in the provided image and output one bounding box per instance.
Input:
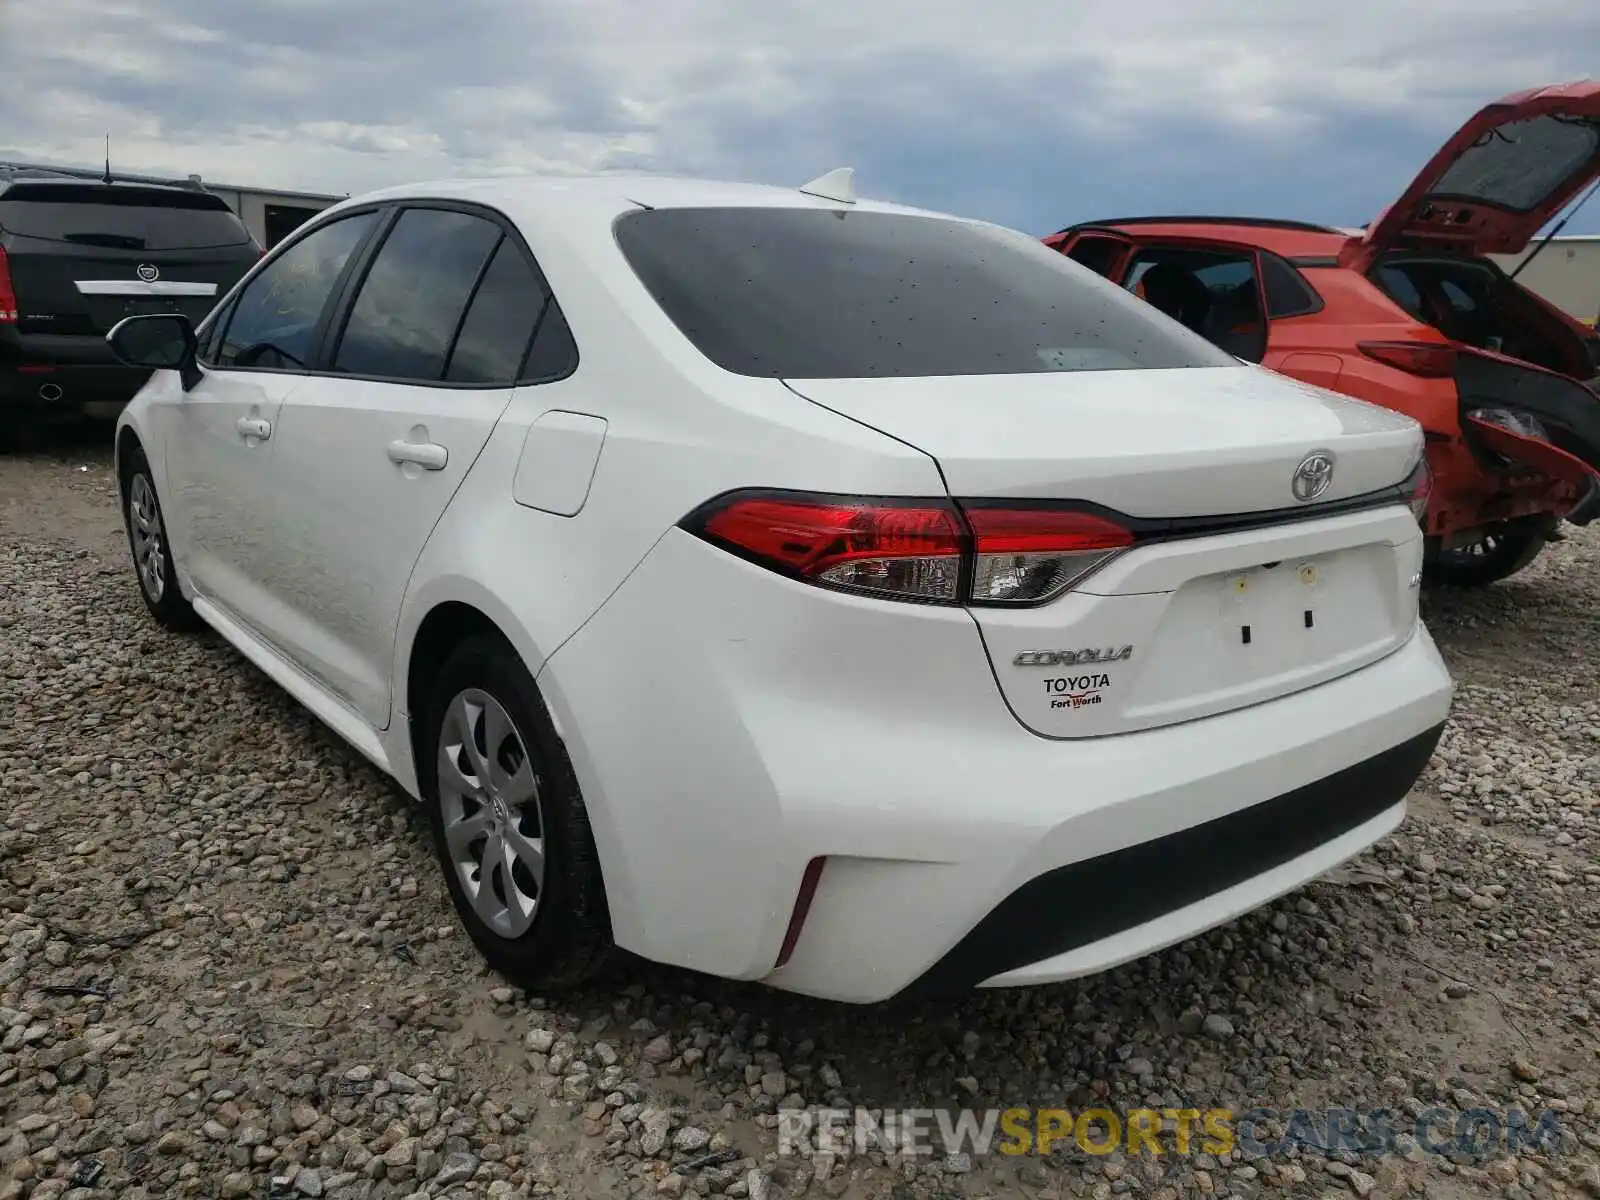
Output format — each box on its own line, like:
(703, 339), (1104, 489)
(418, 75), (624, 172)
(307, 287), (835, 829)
(0, 184), (253, 250)
(613, 207), (1238, 379)
(1429, 115), (1600, 213)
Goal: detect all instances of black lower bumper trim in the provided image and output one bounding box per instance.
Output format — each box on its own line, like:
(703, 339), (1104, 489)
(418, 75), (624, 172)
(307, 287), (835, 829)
(0, 365), (149, 427)
(1565, 479), (1600, 528)
(895, 721), (1445, 1000)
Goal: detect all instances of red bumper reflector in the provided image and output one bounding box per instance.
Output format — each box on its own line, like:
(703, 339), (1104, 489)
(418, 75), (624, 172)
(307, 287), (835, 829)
(774, 857), (826, 970)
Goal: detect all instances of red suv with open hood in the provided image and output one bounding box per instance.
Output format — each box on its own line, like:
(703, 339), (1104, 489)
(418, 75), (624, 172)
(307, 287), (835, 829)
(1046, 81), (1600, 586)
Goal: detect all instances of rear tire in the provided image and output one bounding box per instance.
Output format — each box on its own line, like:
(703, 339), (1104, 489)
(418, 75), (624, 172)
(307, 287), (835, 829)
(1424, 526), (1547, 588)
(421, 633), (614, 992)
(119, 446), (203, 630)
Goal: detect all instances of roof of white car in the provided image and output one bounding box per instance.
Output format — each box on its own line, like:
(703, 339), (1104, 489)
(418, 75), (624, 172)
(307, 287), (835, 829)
(338, 172), (968, 223)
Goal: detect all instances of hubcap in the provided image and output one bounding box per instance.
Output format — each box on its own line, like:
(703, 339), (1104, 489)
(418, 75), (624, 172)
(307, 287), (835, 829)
(437, 688), (546, 938)
(128, 474), (166, 602)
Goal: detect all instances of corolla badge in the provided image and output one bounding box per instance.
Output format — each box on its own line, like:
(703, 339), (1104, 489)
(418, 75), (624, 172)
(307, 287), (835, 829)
(1013, 646), (1133, 667)
(1291, 450), (1336, 503)
(136, 263), (160, 282)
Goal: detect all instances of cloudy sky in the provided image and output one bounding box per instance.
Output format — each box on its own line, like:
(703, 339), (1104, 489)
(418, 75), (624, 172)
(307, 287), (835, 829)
(2, 0), (1598, 238)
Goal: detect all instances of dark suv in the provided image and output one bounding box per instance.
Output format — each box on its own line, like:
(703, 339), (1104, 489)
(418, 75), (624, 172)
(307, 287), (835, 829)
(0, 166), (261, 439)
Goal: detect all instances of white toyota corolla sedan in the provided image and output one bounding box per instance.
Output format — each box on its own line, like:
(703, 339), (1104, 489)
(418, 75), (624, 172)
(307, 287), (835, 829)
(106, 169), (1453, 1004)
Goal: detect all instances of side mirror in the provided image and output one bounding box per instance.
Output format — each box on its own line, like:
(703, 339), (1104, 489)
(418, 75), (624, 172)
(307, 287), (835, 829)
(106, 314), (202, 391)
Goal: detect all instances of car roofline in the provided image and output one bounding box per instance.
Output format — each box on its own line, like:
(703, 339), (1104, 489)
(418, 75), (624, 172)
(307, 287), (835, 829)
(1056, 215), (1348, 236)
(320, 173), (989, 226)
(0, 162), (213, 195)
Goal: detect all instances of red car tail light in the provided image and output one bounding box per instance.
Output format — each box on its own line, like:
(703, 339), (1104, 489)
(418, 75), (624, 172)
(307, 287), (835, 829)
(685, 491), (1135, 606)
(1358, 340), (1458, 378)
(1402, 455), (1432, 526)
(0, 247), (18, 323)
(696, 494), (965, 602)
(964, 506), (1134, 603)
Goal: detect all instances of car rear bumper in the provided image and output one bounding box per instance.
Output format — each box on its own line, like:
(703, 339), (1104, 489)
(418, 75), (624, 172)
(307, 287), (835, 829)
(902, 722), (1437, 997)
(0, 332), (151, 417)
(537, 528), (1455, 1004)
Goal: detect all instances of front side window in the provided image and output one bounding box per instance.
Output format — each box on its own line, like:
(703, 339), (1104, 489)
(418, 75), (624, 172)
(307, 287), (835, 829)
(195, 303), (229, 365)
(614, 207), (1237, 379)
(333, 208), (503, 382)
(215, 211), (379, 370)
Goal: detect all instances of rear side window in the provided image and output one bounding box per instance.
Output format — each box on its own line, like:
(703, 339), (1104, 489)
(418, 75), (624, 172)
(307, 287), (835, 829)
(0, 183), (254, 251)
(1376, 265), (1425, 318)
(1260, 254), (1322, 319)
(443, 237), (560, 385)
(333, 208), (503, 382)
(1063, 234), (1127, 277)
(613, 207), (1237, 378)
(521, 300), (578, 381)
(1122, 245), (1268, 363)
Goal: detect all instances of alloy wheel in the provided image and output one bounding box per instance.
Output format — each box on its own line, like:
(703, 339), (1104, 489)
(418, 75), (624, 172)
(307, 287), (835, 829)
(128, 474), (167, 603)
(437, 688), (547, 938)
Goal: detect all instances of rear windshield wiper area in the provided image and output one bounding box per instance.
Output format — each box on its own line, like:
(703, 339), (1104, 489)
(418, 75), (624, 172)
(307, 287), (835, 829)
(62, 232), (148, 250)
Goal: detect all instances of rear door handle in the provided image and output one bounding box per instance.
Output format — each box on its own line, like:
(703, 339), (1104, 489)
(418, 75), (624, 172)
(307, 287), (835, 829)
(387, 439), (448, 471)
(236, 417), (271, 441)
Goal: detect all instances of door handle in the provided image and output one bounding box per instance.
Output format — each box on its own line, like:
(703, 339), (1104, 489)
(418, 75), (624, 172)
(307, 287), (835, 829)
(236, 416), (271, 441)
(387, 439), (448, 471)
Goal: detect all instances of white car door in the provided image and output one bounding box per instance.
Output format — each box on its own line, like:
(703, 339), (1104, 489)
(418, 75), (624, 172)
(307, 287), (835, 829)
(261, 204), (573, 728)
(160, 209), (383, 639)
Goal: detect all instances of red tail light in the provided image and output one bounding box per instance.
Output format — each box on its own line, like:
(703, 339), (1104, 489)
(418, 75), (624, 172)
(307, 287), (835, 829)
(1358, 340), (1457, 378)
(0, 246), (18, 323)
(965, 506), (1133, 603)
(698, 495), (964, 602)
(686, 491), (1135, 606)
(1402, 455), (1432, 527)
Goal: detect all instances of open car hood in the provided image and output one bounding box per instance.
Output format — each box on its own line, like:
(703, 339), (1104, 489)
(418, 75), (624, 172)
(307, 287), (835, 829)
(1342, 80), (1600, 269)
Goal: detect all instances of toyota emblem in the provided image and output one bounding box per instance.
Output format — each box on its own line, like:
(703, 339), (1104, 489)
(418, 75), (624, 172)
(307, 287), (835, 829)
(136, 263), (160, 282)
(1291, 451), (1336, 503)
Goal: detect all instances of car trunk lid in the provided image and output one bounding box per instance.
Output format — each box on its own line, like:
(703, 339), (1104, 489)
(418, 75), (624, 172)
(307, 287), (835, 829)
(1343, 80), (1600, 269)
(786, 367), (1422, 515)
(785, 367), (1431, 737)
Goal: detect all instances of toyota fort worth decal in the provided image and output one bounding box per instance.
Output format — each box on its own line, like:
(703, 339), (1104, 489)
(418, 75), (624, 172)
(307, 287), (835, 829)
(1014, 646), (1134, 713)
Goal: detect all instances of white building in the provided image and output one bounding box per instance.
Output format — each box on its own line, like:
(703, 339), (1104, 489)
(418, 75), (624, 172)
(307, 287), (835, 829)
(1492, 235), (1600, 329)
(184, 178), (346, 248)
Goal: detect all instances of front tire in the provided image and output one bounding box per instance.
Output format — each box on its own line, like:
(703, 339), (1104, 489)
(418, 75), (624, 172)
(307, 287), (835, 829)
(421, 634), (613, 991)
(1424, 525), (1547, 588)
(120, 446), (202, 630)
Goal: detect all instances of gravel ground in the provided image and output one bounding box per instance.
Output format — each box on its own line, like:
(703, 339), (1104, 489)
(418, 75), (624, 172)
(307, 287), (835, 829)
(2, 437), (1598, 1200)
